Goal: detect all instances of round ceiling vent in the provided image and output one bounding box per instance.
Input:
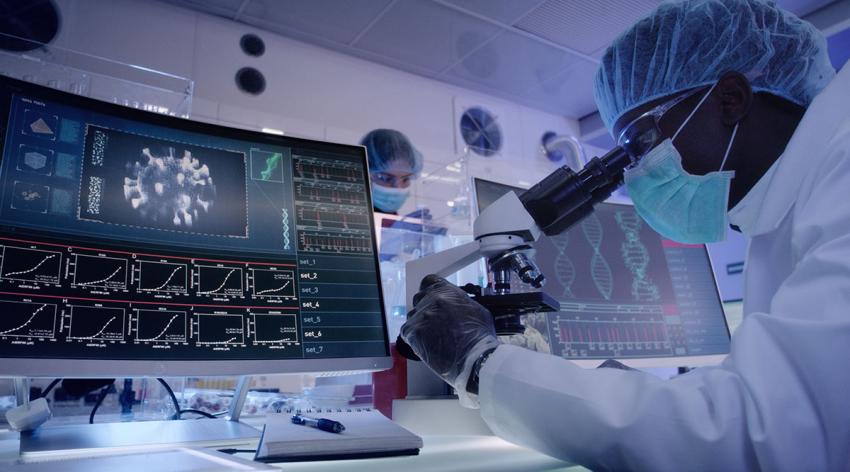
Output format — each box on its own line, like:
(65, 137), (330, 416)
(460, 107), (501, 157)
(0, 0), (60, 52)
(235, 67), (266, 95)
(240, 33), (265, 57)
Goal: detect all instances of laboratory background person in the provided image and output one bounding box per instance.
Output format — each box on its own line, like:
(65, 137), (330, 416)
(401, 0), (850, 470)
(361, 128), (422, 215)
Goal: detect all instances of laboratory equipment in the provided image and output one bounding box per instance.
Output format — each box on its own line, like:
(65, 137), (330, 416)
(396, 105), (728, 365)
(399, 135), (642, 342)
(540, 132), (585, 169)
(472, 178), (730, 367)
(0, 76), (390, 454)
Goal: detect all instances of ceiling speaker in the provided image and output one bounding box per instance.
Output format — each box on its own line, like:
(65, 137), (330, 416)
(0, 0), (60, 52)
(235, 67), (265, 95)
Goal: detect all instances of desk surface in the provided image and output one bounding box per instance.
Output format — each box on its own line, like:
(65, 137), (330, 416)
(236, 435), (585, 472)
(0, 432), (586, 471)
(0, 398), (589, 472)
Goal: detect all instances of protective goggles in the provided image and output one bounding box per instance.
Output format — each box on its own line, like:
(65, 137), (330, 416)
(616, 86), (708, 163)
(371, 171), (415, 188)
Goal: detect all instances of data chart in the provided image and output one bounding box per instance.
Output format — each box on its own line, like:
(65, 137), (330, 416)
(0, 300), (57, 339)
(137, 260), (188, 294)
(67, 306), (125, 341)
(0, 246), (62, 284)
(195, 265), (244, 297)
(252, 313), (298, 344)
(249, 268), (295, 298)
(135, 309), (188, 343)
(195, 314), (245, 346)
(71, 254), (128, 290)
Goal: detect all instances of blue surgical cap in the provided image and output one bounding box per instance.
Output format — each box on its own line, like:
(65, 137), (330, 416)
(594, 0), (835, 133)
(360, 129), (422, 175)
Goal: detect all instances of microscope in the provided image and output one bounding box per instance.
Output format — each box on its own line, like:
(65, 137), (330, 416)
(397, 112), (663, 359)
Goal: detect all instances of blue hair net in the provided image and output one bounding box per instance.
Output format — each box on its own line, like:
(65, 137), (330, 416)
(360, 129), (422, 175)
(594, 0), (835, 133)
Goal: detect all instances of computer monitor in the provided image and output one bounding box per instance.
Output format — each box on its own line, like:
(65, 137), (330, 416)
(0, 76), (391, 377)
(473, 177), (730, 368)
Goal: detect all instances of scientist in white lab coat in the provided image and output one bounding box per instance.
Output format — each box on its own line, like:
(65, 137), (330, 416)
(401, 0), (850, 470)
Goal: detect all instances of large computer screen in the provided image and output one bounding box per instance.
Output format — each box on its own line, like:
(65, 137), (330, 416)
(473, 177), (730, 367)
(0, 77), (390, 376)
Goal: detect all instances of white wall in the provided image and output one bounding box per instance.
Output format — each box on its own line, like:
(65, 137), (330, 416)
(48, 0), (579, 234)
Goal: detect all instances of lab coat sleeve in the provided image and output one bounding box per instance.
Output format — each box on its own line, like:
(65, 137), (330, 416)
(478, 141), (850, 471)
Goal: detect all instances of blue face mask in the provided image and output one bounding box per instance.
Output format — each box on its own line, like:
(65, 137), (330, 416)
(372, 184), (410, 213)
(623, 82), (737, 244)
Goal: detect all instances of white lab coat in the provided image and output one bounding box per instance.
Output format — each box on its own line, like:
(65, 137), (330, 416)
(478, 63), (850, 471)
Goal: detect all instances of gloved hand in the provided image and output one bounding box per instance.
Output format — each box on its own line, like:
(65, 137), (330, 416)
(400, 275), (500, 408)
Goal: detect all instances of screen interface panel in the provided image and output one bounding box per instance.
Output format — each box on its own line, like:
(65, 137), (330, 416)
(474, 178), (730, 360)
(0, 78), (387, 361)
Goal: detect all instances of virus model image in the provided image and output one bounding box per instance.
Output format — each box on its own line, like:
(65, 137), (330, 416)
(123, 147), (216, 228)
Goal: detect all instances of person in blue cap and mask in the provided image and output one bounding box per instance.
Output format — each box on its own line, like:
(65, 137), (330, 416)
(361, 129), (422, 214)
(399, 0), (850, 470)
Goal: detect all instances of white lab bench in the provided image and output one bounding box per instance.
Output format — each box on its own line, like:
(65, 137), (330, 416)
(238, 435), (583, 471)
(0, 400), (589, 471)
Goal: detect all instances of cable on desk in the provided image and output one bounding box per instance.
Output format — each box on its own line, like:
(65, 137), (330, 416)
(179, 408), (217, 419)
(157, 378), (221, 420)
(88, 386), (111, 424)
(156, 378), (182, 420)
(36, 378), (61, 400)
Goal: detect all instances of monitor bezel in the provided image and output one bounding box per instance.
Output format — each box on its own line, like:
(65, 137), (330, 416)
(471, 176), (730, 369)
(0, 76), (392, 377)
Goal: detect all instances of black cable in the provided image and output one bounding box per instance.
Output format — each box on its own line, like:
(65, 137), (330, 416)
(36, 378), (61, 400)
(156, 378), (181, 420)
(178, 408), (217, 419)
(88, 386), (111, 424)
(158, 378), (224, 420)
(218, 448), (256, 455)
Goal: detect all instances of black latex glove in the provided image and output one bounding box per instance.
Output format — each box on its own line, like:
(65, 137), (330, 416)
(400, 275), (500, 407)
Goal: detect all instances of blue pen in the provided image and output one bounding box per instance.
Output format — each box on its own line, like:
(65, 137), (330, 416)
(291, 414), (346, 434)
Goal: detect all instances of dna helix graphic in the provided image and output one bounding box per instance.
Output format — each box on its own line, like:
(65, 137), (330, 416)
(282, 208), (291, 250)
(581, 213), (613, 300)
(614, 211), (660, 301)
(550, 233), (575, 298)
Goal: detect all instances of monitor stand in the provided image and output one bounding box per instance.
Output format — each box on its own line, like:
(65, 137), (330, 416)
(18, 377), (261, 461)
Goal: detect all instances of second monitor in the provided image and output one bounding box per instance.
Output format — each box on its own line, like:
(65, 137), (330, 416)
(473, 177), (730, 367)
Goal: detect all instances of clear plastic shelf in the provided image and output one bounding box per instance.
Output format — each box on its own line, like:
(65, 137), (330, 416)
(0, 32), (193, 117)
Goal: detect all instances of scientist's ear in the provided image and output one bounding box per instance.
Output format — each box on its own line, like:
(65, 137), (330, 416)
(716, 71), (753, 127)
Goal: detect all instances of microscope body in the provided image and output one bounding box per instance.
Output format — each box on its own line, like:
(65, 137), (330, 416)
(404, 191), (540, 307)
(404, 191), (557, 336)
(397, 116), (665, 395)
(403, 147), (632, 332)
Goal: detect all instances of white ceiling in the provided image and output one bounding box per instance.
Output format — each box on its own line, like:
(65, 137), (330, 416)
(161, 0), (835, 119)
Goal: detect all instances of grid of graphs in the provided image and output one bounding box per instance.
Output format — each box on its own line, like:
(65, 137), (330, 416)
(0, 238), (301, 349)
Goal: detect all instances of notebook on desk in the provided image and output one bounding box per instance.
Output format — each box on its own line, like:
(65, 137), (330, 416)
(254, 408), (423, 462)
